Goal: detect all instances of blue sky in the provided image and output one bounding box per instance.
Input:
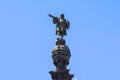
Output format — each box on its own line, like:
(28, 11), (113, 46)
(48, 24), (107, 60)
(0, 0), (120, 80)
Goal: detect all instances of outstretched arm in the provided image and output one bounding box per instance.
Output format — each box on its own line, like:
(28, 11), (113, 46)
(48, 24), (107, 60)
(48, 14), (54, 18)
(48, 14), (59, 24)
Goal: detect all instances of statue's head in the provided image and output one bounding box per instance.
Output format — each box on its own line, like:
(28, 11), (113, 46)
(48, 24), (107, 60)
(60, 14), (64, 18)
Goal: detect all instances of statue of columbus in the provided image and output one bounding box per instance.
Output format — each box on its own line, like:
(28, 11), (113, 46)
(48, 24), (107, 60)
(49, 14), (70, 39)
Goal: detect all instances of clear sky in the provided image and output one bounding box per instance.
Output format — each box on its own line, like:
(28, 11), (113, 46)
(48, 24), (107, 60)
(0, 0), (120, 80)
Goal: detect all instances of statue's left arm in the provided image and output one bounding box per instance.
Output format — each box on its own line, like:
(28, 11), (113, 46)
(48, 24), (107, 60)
(66, 20), (70, 29)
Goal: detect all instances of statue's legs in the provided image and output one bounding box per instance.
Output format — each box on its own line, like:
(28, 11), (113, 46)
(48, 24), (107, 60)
(56, 25), (61, 39)
(56, 24), (66, 39)
(61, 35), (63, 39)
(60, 25), (64, 39)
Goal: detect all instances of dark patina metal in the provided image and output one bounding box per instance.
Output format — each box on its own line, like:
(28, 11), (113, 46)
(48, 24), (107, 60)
(49, 14), (73, 80)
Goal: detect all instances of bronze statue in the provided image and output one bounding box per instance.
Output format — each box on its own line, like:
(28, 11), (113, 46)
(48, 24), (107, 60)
(49, 14), (70, 39)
